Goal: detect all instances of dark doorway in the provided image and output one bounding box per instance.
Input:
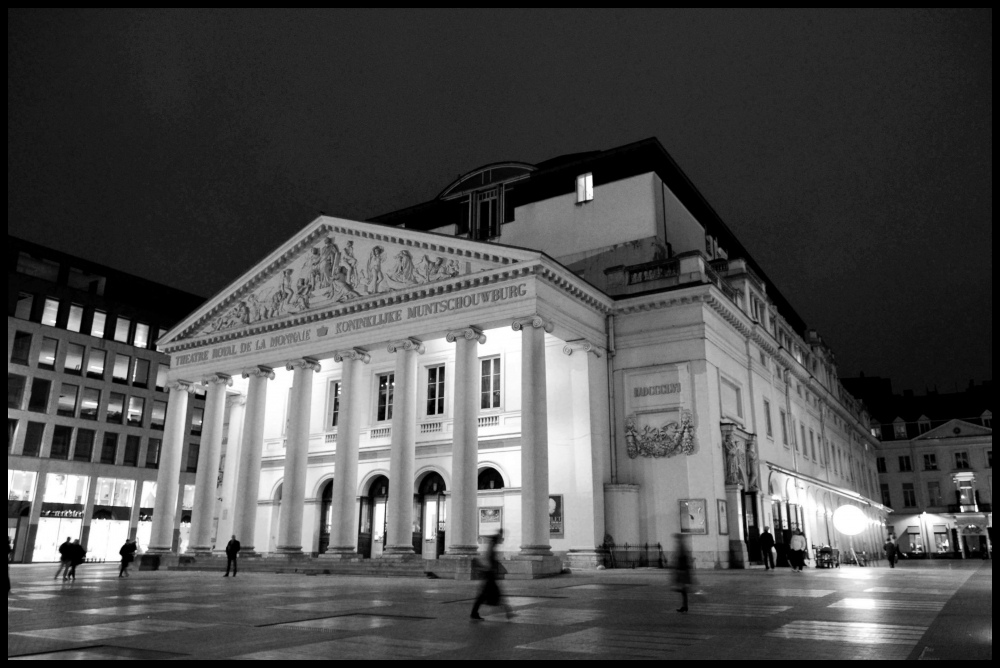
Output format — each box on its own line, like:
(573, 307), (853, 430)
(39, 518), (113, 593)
(318, 480), (333, 555)
(744, 492), (761, 563)
(359, 476), (388, 560)
(417, 473), (447, 559)
(478, 468), (505, 491)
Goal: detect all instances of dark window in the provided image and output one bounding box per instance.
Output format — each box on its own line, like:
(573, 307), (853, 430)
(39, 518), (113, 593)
(57, 383), (79, 417)
(780, 411), (789, 446)
(64, 343), (85, 376)
(876, 457), (887, 474)
(50, 426), (73, 460)
(478, 468), (505, 491)
(107, 393), (125, 424)
(481, 358), (501, 410)
(763, 399), (774, 438)
(190, 408), (204, 436)
(923, 454), (938, 471)
(132, 359), (150, 389)
(101, 433), (119, 465)
(902, 484), (917, 508)
(74, 429), (95, 463)
(38, 338), (59, 370)
(377, 374), (394, 422)
(427, 366), (445, 417)
(27, 379), (52, 413)
(987, 451), (993, 469)
(80, 388), (101, 421)
(22, 423), (45, 457)
(11, 332), (32, 365)
(955, 452), (970, 470)
(124, 436), (142, 467)
(145, 438), (161, 469)
(186, 444), (200, 473)
(898, 456), (913, 473)
(329, 382), (341, 429)
(8, 374), (27, 410)
(880, 483), (892, 508)
(7, 420), (18, 453)
(14, 293), (34, 320)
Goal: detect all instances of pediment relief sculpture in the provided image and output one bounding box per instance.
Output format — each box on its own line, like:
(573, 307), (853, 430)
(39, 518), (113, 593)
(200, 233), (501, 337)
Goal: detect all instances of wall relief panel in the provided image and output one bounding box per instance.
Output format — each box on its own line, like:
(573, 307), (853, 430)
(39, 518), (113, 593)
(623, 364), (697, 459)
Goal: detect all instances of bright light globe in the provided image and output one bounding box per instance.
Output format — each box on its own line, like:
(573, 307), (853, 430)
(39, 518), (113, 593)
(833, 505), (867, 536)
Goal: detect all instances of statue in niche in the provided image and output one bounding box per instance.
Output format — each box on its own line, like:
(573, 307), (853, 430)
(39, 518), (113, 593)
(724, 432), (746, 487)
(625, 410), (697, 459)
(746, 436), (760, 493)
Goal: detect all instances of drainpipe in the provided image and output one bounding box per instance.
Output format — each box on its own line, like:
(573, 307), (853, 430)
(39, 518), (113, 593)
(606, 313), (618, 484)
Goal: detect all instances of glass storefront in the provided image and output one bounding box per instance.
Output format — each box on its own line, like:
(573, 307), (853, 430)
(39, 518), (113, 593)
(88, 519), (130, 562)
(34, 518), (83, 563)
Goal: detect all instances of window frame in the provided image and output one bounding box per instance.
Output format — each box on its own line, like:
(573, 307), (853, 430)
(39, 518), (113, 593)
(954, 451), (970, 470)
(11, 332), (32, 366)
(902, 483), (918, 509)
(898, 455), (913, 473)
(480, 356), (502, 412)
(923, 454), (938, 471)
(38, 337), (59, 371)
(576, 173), (594, 204)
(328, 380), (342, 430)
(763, 399), (774, 439)
(376, 373), (395, 423)
(426, 365), (446, 418)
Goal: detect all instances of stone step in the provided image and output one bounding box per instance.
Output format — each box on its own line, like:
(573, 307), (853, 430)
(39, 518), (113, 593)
(163, 555), (464, 579)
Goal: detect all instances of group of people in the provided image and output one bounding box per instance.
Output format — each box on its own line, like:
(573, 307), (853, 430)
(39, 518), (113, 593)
(53, 538), (87, 581)
(758, 527), (811, 573)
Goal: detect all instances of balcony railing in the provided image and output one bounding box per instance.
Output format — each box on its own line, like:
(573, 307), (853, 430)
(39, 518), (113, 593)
(948, 503), (991, 514)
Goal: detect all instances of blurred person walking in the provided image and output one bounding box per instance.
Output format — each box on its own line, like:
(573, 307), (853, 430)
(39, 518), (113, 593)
(67, 540), (86, 581)
(673, 534), (695, 613)
(54, 538), (73, 581)
(470, 533), (514, 622)
(119, 540), (137, 578)
(760, 527), (776, 571)
(789, 530), (808, 573)
(884, 538), (898, 569)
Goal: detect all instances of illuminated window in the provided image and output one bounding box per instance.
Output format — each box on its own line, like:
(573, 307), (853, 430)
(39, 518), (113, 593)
(42, 473), (89, 505)
(11, 332), (32, 366)
(87, 349), (106, 380)
(74, 429), (95, 463)
(106, 393), (125, 424)
(133, 323), (150, 349)
(112, 355), (131, 384)
(15, 293), (34, 320)
(94, 478), (135, 508)
(377, 374), (395, 422)
(151, 401), (167, 431)
(127, 397), (146, 427)
(114, 317), (131, 344)
(6, 470), (36, 502)
(57, 384), (79, 417)
(576, 173), (594, 204)
(190, 407), (204, 436)
(156, 364), (169, 392)
(427, 366), (446, 417)
(80, 388), (101, 421)
(90, 310), (107, 338)
(64, 343), (85, 376)
(67, 304), (84, 333)
(7, 420), (17, 453)
(41, 298), (60, 327)
(27, 379), (51, 413)
(481, 358), (501, 411)
(8, 374), (27, 410)
(38, 338), (59, 370)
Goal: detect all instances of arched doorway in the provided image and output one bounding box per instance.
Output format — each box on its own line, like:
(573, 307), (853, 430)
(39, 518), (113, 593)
(478, 468), (505, 491)
(318, 480), (334, 555)
(359, 476), (388, 559)
(417, 473), (447, 559)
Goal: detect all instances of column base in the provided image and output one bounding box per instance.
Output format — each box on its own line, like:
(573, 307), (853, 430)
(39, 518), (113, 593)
(377, 551), (423, 564)
(519, 545), (553, 557)
(186, 547), (215, 557)
(146, 547), (174, 555)
(438, 554), (479, 581)
(318, 549), (362, 562)
(382, 545), (416, 558)
(445, 545), (480, 557)
(567, 549), (607, 571)
(276, 547), (306, 557)
(504, 554), (564, 580)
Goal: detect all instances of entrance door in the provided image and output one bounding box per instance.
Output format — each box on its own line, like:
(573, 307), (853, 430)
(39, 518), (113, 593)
(359, 476), (388, 559)
(418, 474), (447, 561)
(318, 481), (333, 555)
(743, 492), (761, 563)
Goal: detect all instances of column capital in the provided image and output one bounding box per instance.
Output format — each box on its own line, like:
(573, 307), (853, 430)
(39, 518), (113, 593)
(286, 358), (322, 373)
(167, 381), (197, 394)
(333, 348), (371, 364)
(241, 366), (276, 381)
(202, 373), (235, 388)
(512, 316), (554, 334)
(387, 338), (425, 355)
(446, 327), (487, 345)
(562, 340), (602, 358)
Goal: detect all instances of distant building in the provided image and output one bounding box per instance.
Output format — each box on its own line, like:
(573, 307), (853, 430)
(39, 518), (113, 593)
(843, 376), (993, 558)
(7, 237), (205, 563)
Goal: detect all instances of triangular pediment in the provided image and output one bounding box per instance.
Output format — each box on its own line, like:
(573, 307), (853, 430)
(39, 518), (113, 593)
(160, 216), (541, 348)
(915, 419), (992, 441)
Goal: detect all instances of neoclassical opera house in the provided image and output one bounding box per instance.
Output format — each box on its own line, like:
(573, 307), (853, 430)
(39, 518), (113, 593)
(150, 139), (889, 576)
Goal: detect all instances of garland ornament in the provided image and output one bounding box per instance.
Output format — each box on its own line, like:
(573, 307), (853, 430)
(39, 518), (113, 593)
(625, 410), (697, 459)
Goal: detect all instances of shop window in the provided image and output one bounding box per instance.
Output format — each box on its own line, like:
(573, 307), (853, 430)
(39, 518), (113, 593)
(57, 384), (79, 418)
(955, 452), (970, 470)
(67, 304), (84, 333)
(876, 457), (887, 474)
(87, 349), (107, 380)
(80, 388), (101, 421)
(11, 332), (32, 366)
(927, 481), (941, 507)
(186, 444), (200, 473)
(377, 374), (395, 422)
(133, 323), (150, 349)
(481, 358), (501, 411)
(94, 478), (135, 508)
(328, 382), (341, 429)
(101, 433), (119, 465)
(763, 399), (774, 438)
(127, 397), (146, 428)
(923, 454), (938, 471)
(427, 365), (446, 417)
(7, 470), (37, 502)
(576, 173), (595, 204)
(43, 473), (89, 505)
(112, 355), (131, 384)
(41, 299), (60, 327)
(15, 293), (34, 321)
(132, 359), (150, 389)
(22, 423), (45, 458)
(155, 364), (169, 392)
(145, 438), (161, 469)
(27, 379), (52, 413)
(190, 407), (204, 436)
(880, 483), (892, 508)
(74, 429), (95, 463)
(50, 426), (73, 460)
(8, 374), (27, 410)
(902, 483), (917, 508)
(150, 401), (167, 431)
(124, 436), (142, 467)
(38, 338), (59, 370)
(90, 310), (107, 338)
(114, 318), (132, 344)
(106, 393), (125, 424)
(898, 456), (913, 473)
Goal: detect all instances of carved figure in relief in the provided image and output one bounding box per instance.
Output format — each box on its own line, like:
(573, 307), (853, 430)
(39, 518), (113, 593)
(746, 437), (760, 492)
(724, 433), (746, 487)
(389, 250), (420, 286)
(343, 241), (359, 286)
(306, 249), (324, 291)
(364, 246), (386, 294)
(321, 238), (341, 288)
(445, 259), (462, 278)
(420, 255), (444, 282)
(326, 267), (362, 302)
(625, 411), (697, 459)
(290, 278), (312, 311)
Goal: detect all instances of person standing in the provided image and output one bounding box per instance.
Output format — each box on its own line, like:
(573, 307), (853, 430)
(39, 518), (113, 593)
(760, 527), (776, 571)
(119, 540), (137, 578)
(884, 539), (898, 569)
(789, 530), (808, 573)
(673, 534), (695, 613)
(224, 536), (241, 578)
(471, 533), (514, 621)
(67, 540), (86, 581)
(54, 538), (73, 581)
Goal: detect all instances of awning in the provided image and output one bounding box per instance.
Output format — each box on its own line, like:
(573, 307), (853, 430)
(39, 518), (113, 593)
(766, 462), (892, 515)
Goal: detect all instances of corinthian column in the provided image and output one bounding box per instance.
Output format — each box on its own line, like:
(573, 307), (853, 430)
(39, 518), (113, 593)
(384, 338), (424, 557)
(277, 358), (322, 554)
(149, 381), (195, 554)
(233, 366), (274, 554)
(446, 327), (487, 556)
(188, 374), (233, 554)
(513, 317), (554, 557)
(327, 348), (371, 558)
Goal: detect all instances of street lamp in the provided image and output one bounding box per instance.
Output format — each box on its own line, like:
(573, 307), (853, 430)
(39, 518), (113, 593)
(834, 505), (867, 567)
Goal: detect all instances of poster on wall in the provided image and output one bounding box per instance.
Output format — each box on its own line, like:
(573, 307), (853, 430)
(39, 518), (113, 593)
(680, 499), (708, 535)
(718, 500), (729, 536)
(549, 496), (564, 538)
(479, 508), (503, 540)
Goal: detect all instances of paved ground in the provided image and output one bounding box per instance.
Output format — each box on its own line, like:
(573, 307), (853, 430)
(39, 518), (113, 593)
(7, 559), (992, 660)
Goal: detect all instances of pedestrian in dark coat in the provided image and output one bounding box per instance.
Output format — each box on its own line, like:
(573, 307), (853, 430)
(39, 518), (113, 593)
(54, 538), (73, 581)
(119, 540), (137, 578)
(673, 534), (695, 614)
(67, 540), (86, 581)
(224, 536), (241, 578)
(471, 533), (514, 621)
(884, 539), (898, 569)
(760, 528), (776, 571)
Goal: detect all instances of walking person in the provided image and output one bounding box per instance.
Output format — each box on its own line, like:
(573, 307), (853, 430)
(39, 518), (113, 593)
(760, 527), (776, 571)
(224, 536), (241, 578)
(789, 530), (808, 573)
(119, 540), (137, 578)
(54, 537), (73, 581)
(673, 534), (695, 614)
(884, 538), (898, 569)
(470, 533), (514, 621)
(67, 540), (86, 581)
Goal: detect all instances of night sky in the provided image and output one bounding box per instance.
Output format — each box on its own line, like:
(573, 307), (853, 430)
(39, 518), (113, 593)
(8, 9), (992, 394)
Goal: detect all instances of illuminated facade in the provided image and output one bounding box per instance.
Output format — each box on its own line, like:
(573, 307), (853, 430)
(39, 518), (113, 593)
(150, 139), (887, 573)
